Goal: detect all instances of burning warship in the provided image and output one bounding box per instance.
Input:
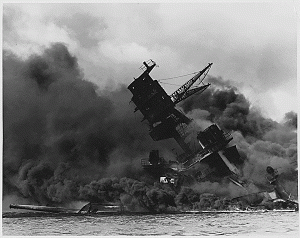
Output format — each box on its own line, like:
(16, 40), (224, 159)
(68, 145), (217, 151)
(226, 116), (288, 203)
(127, 60), (298, 210)
(128, 60), (247, 186)
(9, 59), (297, 214)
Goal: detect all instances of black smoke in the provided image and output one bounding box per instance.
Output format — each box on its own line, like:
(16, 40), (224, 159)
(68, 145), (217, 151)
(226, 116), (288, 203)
(179, 76), (297, 199)
(3, 43), (179, 206)
(3, 43), (297, 211)
(180, 77), (277, 139)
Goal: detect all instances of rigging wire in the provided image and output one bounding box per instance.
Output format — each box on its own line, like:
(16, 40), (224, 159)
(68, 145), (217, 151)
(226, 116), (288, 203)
(160, 77), (208, 87)
(159, 82), (183, 86)
(157, 71), (198, 81)
(160, 81), (206, 90)
(157, 68), (210, 90)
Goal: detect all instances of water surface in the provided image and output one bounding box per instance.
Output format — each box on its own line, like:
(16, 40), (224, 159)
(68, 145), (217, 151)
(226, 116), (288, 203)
(2, 211), (299, 236)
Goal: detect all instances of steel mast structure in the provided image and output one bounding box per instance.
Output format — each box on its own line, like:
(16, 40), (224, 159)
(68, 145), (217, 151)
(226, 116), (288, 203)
(128, 60), (245, 185)
(128, 60), (212, 160)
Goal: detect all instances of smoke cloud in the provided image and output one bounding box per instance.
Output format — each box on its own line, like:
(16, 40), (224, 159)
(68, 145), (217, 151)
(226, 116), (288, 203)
(3, 43), (170, 206)
(3, 43), (297, 211)
(180, 75), (297, 199)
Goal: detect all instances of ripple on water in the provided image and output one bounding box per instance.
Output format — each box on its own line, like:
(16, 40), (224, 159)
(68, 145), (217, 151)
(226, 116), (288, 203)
(2, 212), (299, 236)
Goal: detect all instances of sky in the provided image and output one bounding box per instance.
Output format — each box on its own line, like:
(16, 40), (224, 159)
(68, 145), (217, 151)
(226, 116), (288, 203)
(3, 1), (298, 122)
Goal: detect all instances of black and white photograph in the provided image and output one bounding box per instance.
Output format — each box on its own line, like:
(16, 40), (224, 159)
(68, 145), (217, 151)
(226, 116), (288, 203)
(2, 1), (298, 236)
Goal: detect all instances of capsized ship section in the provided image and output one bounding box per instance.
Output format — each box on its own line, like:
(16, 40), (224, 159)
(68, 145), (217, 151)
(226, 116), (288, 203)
(9, 204), (79, 213)
(230, 165), (298, 210)
(9, 202), (126, 214)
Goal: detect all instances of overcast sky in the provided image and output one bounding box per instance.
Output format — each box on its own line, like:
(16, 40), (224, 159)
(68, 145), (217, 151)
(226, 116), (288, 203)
(3, 1), (298, 122)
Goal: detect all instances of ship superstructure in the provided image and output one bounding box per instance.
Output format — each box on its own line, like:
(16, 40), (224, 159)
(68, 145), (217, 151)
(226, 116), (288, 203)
(128, 60), (211, 156)
(128, 60), (244, 186)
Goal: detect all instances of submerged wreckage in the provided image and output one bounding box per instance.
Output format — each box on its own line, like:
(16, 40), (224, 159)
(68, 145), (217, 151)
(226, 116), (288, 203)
(10, 60), (297, 214)
(9, 203), (125, 215)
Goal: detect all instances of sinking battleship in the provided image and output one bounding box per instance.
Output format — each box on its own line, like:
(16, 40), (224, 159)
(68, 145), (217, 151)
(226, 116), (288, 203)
(128, 60), (243, 187)
(9, 60), (297, 214)
(127, 59), (298, 210)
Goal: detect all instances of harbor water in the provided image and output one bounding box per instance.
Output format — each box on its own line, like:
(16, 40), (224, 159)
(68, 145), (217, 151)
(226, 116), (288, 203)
(2, 211), (299, 236)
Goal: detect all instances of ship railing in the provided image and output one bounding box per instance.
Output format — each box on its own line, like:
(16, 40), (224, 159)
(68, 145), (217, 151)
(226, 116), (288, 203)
(139, 59), (156, 71)
(141, 159), (151, 166)
(176, 122), (191, 138)
(223, 132), (233, 141)
(177, 152), (194, 164)
(141, 158), (165, 166)
(187, 150), (212, 167)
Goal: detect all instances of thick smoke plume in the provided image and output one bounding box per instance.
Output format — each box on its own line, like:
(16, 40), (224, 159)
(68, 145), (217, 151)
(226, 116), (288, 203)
(3, 44), (297, 212)
(180, 76), (297, 199)
(3, 43), (178, 206)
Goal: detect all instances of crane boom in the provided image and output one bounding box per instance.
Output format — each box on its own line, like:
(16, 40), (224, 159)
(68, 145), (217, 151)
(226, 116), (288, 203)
(170, 63), (212, 104)
(174, 83), (210, 104)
